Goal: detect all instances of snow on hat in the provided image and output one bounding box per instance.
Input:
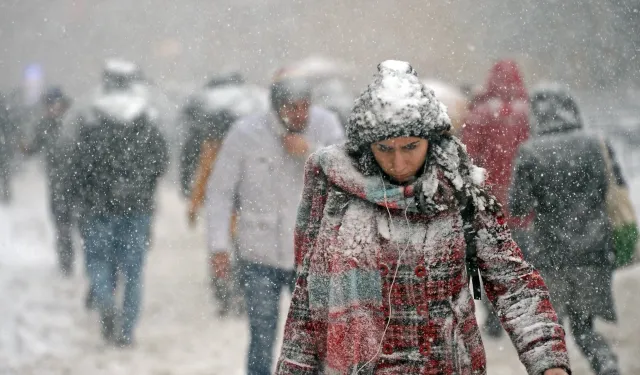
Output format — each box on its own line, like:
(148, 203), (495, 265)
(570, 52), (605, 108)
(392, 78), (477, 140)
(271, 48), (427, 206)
(346, 60), (451, 153)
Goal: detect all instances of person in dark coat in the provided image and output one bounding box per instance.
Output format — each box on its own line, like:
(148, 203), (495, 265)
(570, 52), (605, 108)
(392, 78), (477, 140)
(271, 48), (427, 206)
(509, 84), (622, 375)
(72, 92), (169, 347)
(22, 87), (75, 275)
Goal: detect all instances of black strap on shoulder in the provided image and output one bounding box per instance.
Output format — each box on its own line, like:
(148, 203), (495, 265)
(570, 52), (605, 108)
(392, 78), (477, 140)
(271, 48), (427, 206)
(461, 201), (482, 300)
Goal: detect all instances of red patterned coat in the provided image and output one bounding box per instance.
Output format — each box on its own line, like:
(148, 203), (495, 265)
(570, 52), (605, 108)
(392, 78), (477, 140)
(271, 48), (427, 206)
(276, 143), (570, 375)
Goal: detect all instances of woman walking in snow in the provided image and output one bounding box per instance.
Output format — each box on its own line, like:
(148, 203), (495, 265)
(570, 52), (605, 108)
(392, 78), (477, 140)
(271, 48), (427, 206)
(276, 61), (570, 375)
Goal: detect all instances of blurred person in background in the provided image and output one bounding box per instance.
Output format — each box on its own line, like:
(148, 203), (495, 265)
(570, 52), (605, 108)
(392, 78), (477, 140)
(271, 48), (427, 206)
(186, 73), (268, 317)
(205, 72), (343, 375)
(67, 59), (154, 309)
(71, 91), (168, 347)
(188, 109), (241, 317)
(462, 60), (531, 337)
(22, 87), (75, 276)
(510, 85), (622, 375)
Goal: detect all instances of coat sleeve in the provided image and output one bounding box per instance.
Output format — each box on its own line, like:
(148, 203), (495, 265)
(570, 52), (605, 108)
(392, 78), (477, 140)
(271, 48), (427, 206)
(151, 126), (169, 178)
(476, 211), (571, 375)
(189, 139), (222, 214)
(205, 126), (244, 254)
(509, 145), (537, 217)
(276, 153), (328, 375)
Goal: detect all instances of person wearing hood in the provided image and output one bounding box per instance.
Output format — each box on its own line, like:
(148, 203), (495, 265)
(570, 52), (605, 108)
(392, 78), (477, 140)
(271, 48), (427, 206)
(275, 61), (570, 375)
(205, 72), (344, 375)
(509, 85), (623, 375)
(71, 92), (168, 347)
(22, 87), (75, 275)
(461, 60), (532, 337)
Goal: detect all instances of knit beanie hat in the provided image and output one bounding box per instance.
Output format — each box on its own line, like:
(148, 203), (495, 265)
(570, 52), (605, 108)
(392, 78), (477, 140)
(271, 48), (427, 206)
(346, 60), (451, 154)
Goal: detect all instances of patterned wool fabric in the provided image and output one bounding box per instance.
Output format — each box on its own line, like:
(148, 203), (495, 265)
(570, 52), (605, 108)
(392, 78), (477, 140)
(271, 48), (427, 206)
(276, 143), (571, 375)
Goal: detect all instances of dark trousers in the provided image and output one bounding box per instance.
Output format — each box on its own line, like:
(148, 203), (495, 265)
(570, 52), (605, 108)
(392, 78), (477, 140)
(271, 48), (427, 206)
(49, 180), (74, 274)
(84, 214), (151, 340)
(539, 265), (619, 375)
(566, 309), (620, 375)
(241, 260), (296, 375)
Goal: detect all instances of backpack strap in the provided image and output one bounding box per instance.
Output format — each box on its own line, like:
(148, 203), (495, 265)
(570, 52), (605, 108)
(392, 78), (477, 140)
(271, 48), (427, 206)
(461, 201), (482, 300)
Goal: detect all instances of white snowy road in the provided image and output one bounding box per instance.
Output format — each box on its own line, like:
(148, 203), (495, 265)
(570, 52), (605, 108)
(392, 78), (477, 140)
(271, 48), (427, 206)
(1, 162), (639, 375)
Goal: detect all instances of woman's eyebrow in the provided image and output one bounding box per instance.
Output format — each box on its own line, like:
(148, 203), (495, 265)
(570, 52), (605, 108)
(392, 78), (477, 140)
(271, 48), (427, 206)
(402, 141), (420, 147)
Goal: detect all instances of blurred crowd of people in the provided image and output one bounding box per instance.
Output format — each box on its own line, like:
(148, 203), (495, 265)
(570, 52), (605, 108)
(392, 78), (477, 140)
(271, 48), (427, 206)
(0, 56), (637, 375)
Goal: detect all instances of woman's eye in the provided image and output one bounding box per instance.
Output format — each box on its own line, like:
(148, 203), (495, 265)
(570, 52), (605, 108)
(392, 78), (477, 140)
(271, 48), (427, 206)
(377, 145), (393, 152)
(403, 143), (418, 151)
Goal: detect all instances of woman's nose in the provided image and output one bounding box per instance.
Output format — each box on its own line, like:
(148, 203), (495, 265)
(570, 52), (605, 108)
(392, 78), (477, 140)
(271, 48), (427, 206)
(392, 153), (405, 172)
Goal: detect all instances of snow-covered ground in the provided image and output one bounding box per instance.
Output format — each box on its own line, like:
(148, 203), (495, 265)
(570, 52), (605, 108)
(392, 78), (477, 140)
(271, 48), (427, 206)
(1, 161), (639, 375)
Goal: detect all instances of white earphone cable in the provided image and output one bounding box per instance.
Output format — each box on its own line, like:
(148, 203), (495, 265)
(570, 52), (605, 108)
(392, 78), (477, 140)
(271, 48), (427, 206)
(354, 175), (413, 374)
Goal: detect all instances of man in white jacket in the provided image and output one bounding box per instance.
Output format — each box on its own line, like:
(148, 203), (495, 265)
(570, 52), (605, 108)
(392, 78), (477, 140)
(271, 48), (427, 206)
(206, 76), (344, 375)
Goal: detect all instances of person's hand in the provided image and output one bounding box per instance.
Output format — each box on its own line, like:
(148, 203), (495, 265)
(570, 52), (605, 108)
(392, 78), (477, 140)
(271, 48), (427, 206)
(211, 252), (231, 280)
(544, 368), (569, 375)
(282, 133), (310, 158)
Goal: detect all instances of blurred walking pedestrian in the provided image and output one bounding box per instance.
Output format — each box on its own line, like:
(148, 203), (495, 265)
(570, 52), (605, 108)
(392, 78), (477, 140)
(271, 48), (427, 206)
(510, 84), (623, 375)
(22, 87), (75, 276)
(186, 74), (268, 317)
(205, 72), (343, 375)
(276, 60), (570, 375)
(72, 90), (168, 347)
(462, 60), (532, 337)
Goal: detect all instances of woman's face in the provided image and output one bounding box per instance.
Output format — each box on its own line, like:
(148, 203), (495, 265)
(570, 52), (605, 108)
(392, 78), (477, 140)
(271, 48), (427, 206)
(371, 137), (429, 183)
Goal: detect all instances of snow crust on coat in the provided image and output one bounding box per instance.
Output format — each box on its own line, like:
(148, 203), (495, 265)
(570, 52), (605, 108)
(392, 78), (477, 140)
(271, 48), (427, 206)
(276, 143), (570, 375)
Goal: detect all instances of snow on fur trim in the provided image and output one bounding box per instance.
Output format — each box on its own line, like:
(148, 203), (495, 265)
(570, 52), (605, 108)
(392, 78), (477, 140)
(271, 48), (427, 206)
(428, 136), (501, 214)
(346, 60), (451, 153)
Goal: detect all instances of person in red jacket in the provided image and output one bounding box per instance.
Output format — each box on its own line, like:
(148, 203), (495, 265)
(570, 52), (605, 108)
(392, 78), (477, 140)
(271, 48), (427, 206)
(462, 60), (531, 337)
